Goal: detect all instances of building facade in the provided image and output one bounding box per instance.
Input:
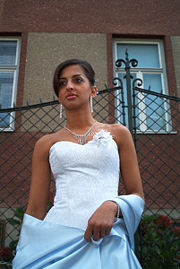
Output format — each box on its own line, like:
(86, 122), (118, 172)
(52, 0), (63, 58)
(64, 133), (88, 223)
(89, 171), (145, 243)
(0, 0), (179, 257)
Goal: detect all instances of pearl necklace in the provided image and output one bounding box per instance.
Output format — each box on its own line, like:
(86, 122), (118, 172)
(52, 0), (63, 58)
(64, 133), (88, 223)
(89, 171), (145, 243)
(64, 121), (97, 145)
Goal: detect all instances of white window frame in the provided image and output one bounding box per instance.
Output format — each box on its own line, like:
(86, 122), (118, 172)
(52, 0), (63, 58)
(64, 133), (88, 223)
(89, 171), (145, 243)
(113, 39), (172, 133)
(0, 37), (21, 131)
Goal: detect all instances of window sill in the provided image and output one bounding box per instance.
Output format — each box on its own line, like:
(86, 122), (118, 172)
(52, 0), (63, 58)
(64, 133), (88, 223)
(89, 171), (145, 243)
(0, 127), (15, 132)
(136, 130), (178, 135)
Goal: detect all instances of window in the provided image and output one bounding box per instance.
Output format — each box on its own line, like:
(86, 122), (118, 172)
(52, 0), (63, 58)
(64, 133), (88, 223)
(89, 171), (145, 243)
(113, 39), (170, 133)
(0, 38), (21, 130)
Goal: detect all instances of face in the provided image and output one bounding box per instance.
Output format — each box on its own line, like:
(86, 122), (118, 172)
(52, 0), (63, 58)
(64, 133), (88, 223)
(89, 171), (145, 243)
(58, 64), (96, 110)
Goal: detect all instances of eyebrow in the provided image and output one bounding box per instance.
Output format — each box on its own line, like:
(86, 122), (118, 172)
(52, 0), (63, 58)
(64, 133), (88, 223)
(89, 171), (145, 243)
(59, 74), (85, 80)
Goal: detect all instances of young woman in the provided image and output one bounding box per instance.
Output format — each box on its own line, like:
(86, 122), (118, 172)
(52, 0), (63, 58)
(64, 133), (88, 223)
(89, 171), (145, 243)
(13, 59), (144, 269)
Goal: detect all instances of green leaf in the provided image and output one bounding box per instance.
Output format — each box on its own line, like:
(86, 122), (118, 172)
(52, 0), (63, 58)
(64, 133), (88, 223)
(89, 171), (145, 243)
(14, 206), (25, 219)
(9, 240), (18, 251)
(8, 218), (21, 226)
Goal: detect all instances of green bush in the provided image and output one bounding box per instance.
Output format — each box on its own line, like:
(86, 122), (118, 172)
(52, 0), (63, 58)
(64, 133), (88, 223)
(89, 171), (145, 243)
(0, 206), (25, 265)
(0, 192), (54, 264)
(139, 214), (180, 268)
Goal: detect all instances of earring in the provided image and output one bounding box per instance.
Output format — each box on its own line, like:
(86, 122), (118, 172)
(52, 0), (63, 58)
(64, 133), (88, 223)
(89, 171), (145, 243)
(59, 103), (63, 118)
(90, 96), (93, 113)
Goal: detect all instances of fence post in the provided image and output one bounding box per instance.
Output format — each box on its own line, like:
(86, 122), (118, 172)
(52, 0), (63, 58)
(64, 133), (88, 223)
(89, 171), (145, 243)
(116, 51), (141, 260)
(124, 52), (133, 134)
(115, 50), (138, 135)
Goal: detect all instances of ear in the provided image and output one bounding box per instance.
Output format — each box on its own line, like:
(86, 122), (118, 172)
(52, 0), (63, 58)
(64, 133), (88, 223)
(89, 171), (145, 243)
(90, 86), (97, 98)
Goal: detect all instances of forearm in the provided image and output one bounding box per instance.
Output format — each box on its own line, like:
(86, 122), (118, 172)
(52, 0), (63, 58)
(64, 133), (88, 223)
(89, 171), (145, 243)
(109, 194), (145, 249)
(26, 202), (47, 220)
(107, 200), (122, 218)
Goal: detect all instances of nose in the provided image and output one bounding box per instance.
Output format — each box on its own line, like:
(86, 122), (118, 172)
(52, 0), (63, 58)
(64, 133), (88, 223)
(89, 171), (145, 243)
(66, 80), (73, 91)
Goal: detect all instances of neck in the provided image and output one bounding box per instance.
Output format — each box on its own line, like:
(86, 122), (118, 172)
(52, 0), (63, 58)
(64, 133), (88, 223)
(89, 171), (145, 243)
(65, 108), (95, 130)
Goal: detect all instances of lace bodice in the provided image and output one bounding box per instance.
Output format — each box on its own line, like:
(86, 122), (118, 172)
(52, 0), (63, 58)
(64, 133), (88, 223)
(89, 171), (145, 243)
(44, 130), (120, 230)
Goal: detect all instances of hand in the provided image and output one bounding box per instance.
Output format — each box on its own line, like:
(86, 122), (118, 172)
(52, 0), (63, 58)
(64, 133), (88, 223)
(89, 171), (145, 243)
(84, 201), (118, 242)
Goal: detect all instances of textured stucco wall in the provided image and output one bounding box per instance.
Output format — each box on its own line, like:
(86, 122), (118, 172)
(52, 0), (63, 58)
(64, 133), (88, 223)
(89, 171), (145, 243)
(23, 33), (107, 104)
(171, 36), (180, 98)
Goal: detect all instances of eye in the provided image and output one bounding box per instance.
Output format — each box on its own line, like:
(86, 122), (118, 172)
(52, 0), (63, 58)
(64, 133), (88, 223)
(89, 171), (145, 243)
(74, 77), (83, 83)
(58, 80), (66, 88)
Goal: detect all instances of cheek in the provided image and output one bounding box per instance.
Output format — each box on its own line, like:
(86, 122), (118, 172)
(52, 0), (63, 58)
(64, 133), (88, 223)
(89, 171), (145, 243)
(57, 91), (64, 102)
(81, 89), (91, 100)
(57, 87), (65, 98)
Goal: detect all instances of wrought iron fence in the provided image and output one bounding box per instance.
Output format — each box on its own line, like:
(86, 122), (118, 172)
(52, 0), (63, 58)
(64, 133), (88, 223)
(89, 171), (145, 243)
(133, 87), (180, 268)
(0, 56), (179, 268)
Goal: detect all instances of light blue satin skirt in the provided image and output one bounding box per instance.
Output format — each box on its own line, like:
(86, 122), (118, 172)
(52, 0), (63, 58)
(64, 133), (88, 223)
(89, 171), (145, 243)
(13, 195), (144, 269)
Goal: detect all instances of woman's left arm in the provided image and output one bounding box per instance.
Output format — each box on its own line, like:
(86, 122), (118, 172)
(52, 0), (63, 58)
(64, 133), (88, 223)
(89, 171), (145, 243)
(116, 124), (144, 199)
(84, 124), (144, 242)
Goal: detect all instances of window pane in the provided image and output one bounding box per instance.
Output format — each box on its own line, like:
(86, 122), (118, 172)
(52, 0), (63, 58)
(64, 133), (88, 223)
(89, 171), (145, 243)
(0, 41), (17, 65)
(117, 43), (160, 68)
(143, 74), (166, 130)
(0, 71), (14, 127)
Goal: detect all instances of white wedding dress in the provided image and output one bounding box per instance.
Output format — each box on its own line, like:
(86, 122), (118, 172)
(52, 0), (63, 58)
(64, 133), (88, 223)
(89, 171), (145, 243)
(44, 130), (120, 230)
(13, 130), (144, 269)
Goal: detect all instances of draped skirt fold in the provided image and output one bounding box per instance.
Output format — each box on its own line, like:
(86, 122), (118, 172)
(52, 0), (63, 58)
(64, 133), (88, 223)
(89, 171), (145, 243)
(13, 195), (144, 269)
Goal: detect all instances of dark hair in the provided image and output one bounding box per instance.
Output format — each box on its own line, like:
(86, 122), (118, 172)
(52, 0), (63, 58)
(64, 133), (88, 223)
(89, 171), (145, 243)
(53, 59), (95, 97)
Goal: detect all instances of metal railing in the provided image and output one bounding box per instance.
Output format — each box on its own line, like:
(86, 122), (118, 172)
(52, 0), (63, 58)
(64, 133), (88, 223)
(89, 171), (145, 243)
(0, 53), (179, 268)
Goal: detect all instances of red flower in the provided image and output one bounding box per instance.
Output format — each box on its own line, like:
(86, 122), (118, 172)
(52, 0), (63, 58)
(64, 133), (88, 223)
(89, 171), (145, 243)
(0, 247), (13, 261)
(154, 215), (172, 228)
(173, 226), (180, 237)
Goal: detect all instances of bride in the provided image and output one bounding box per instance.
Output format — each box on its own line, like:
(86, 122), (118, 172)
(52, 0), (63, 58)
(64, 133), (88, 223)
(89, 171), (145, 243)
(13, 59), (144, 269)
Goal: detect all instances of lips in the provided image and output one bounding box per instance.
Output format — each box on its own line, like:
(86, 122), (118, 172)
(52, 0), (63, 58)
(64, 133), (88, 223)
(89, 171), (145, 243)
(66, 94), (77, 100)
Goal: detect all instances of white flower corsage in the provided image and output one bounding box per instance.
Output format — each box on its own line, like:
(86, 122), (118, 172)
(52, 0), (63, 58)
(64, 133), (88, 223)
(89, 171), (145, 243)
(92, 129), (112, 145)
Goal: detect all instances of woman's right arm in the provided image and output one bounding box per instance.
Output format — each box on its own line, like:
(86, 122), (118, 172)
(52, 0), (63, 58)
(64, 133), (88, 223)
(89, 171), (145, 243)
(26, 136), (51, 220)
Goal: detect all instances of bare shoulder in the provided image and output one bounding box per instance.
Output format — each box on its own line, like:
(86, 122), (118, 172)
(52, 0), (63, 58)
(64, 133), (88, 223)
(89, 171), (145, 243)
(110, 123), (130, 134)
(35, 134), (51, 146)
(102, 123), (133, 148)
(34, 131), (63, 155)
(33, 134), (52, 156)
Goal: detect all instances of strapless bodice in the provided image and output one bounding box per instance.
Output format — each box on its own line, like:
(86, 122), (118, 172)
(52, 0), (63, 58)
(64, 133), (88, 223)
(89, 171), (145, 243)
(44, 130), (120, 230)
